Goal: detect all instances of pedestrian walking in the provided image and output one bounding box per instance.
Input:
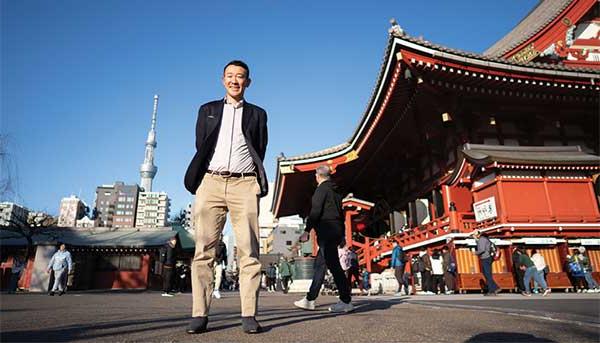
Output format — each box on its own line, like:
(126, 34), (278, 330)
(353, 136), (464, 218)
(419, 248), (434, 295)
(574, 248), (599, 292)
(566, 254), (586, 292)
(430, 249), (445, 295)
(294, 165), (353, 313)
(278, 257), (294, 294)
(46, 243), (72, 296)
(441, 246), (456, 294)
(183, 60), (268, 334)
(361, 267), (371, 295)
(266, 263), (277, 292)
(516, 249), (550, 296)
(8, 255), (25, 294)
(530, 249), (547, 294)
(512, 247), (526, 293)
(346, 247), (361, 292)
(471, 230), (501, 296)
(160, 237), (177, 297)
(213, 237), (227, 299)
(390, 241), (405, 296)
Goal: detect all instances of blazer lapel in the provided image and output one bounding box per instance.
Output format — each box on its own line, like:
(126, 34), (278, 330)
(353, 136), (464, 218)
(205, 101), (224, 139)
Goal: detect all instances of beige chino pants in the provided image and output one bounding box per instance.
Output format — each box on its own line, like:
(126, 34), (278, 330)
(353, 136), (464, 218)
(192, 174), (261, 317)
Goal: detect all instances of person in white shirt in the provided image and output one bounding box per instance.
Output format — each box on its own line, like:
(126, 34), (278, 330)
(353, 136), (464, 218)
(430, 249), (445, 295)
(530, 249), (547, 294)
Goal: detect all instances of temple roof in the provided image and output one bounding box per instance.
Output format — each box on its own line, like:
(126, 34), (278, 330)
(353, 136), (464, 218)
(484, 0), (574, 57)
(462, 144), (600, 165)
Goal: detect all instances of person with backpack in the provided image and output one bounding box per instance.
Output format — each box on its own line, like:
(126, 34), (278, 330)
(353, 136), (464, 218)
(390, 241), (405, 295)
(471, 230), (501, 296)
(566, 254), (586, 292)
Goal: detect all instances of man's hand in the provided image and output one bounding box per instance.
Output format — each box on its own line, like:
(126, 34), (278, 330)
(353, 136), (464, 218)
(299, 231), (310, 243)
(46, 269), (51, 274)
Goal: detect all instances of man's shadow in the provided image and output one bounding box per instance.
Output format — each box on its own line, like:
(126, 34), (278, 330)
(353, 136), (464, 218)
(209, 297), (408, 332)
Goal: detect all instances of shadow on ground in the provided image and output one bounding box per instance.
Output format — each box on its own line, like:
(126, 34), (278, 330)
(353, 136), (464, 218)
(464, 332), (557, 342)
(0, 297), (407, 342)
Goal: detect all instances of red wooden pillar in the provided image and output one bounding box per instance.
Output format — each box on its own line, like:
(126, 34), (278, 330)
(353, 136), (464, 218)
(344, 210), (354, 248)
(365, 237), (372, 272)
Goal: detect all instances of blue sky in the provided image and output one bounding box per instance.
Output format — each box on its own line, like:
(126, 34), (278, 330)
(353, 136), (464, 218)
(2, 0), (538, 216)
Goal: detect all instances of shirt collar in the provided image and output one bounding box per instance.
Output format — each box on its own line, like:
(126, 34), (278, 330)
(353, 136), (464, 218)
(223, 96), (244, 109)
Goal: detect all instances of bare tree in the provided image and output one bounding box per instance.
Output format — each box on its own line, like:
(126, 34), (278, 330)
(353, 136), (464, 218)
(1, 210), (59, 258)
(0, 134), (20, 202)
(169, 208), (187, 227)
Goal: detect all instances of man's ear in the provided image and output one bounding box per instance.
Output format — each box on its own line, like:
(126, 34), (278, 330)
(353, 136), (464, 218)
(246, 78), (252, 88)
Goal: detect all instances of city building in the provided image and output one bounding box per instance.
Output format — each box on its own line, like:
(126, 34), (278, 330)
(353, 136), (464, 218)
(266, 217), (305, 255)
(75, 216), (96, 228)
(140, 95), (159, 192)
(184, 202), (194, 232)
(135, 191), (170, 228)
(272, 0), (600, 292)
(0, 202), (29, 227)
(58, 196), (86, 227)
(95, 182), (140, 228)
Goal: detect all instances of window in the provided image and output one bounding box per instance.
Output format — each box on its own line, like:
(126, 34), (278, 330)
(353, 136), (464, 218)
(286, 241), (292, 246)
(96, 255), (142, 271)
(280, 230), (286, 234)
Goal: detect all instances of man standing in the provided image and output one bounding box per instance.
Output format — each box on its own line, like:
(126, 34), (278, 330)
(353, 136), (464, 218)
(390, 241), (405, 296)
(295, 165), (353, 313)
(213, 237), (227, 299)
(8, 255), (25, 294)
(512, 247), (526, 293)
(419, 248), (433, 295)
(183, 60), (268, 334)
(47, 243), (72, 296)
(471, 230), (501, 296)
(266, 263), (277, 292)
(160, 237), (177, 297)
(441, 246), (456, 294)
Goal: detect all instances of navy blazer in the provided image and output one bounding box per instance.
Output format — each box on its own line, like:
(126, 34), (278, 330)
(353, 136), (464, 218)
(184, 99), (268, 197)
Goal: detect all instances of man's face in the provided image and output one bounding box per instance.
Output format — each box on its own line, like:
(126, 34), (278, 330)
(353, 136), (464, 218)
(222, 65), (250, 100)
(60, 244), (66, 251)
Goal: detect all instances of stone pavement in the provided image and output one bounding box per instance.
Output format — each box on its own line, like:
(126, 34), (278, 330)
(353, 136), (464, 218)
(1, 291), (598, 342)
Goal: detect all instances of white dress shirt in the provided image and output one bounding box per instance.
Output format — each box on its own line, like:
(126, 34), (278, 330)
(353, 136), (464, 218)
(208, 99), (255, 173)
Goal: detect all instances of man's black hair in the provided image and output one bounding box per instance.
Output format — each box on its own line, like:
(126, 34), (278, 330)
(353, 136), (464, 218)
(224, 60), (250, 78)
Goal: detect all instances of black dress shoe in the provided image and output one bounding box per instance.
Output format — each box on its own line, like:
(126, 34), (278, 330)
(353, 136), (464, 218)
(241, 316), (262, 334)
(186, 316), (208, 334)
(48, 291), (55, 296)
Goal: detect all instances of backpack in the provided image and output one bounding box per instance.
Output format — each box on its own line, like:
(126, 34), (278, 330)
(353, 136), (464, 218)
(568, 261), (584, 276)
(489, 240), (501, 261)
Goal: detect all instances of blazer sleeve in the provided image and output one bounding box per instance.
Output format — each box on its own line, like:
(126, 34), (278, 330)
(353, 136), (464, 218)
(195, 105), (207, 152)
(258, 109), (268, 161)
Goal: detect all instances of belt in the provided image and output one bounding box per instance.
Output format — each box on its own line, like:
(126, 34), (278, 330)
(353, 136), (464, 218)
(207, 170), (257, 178)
